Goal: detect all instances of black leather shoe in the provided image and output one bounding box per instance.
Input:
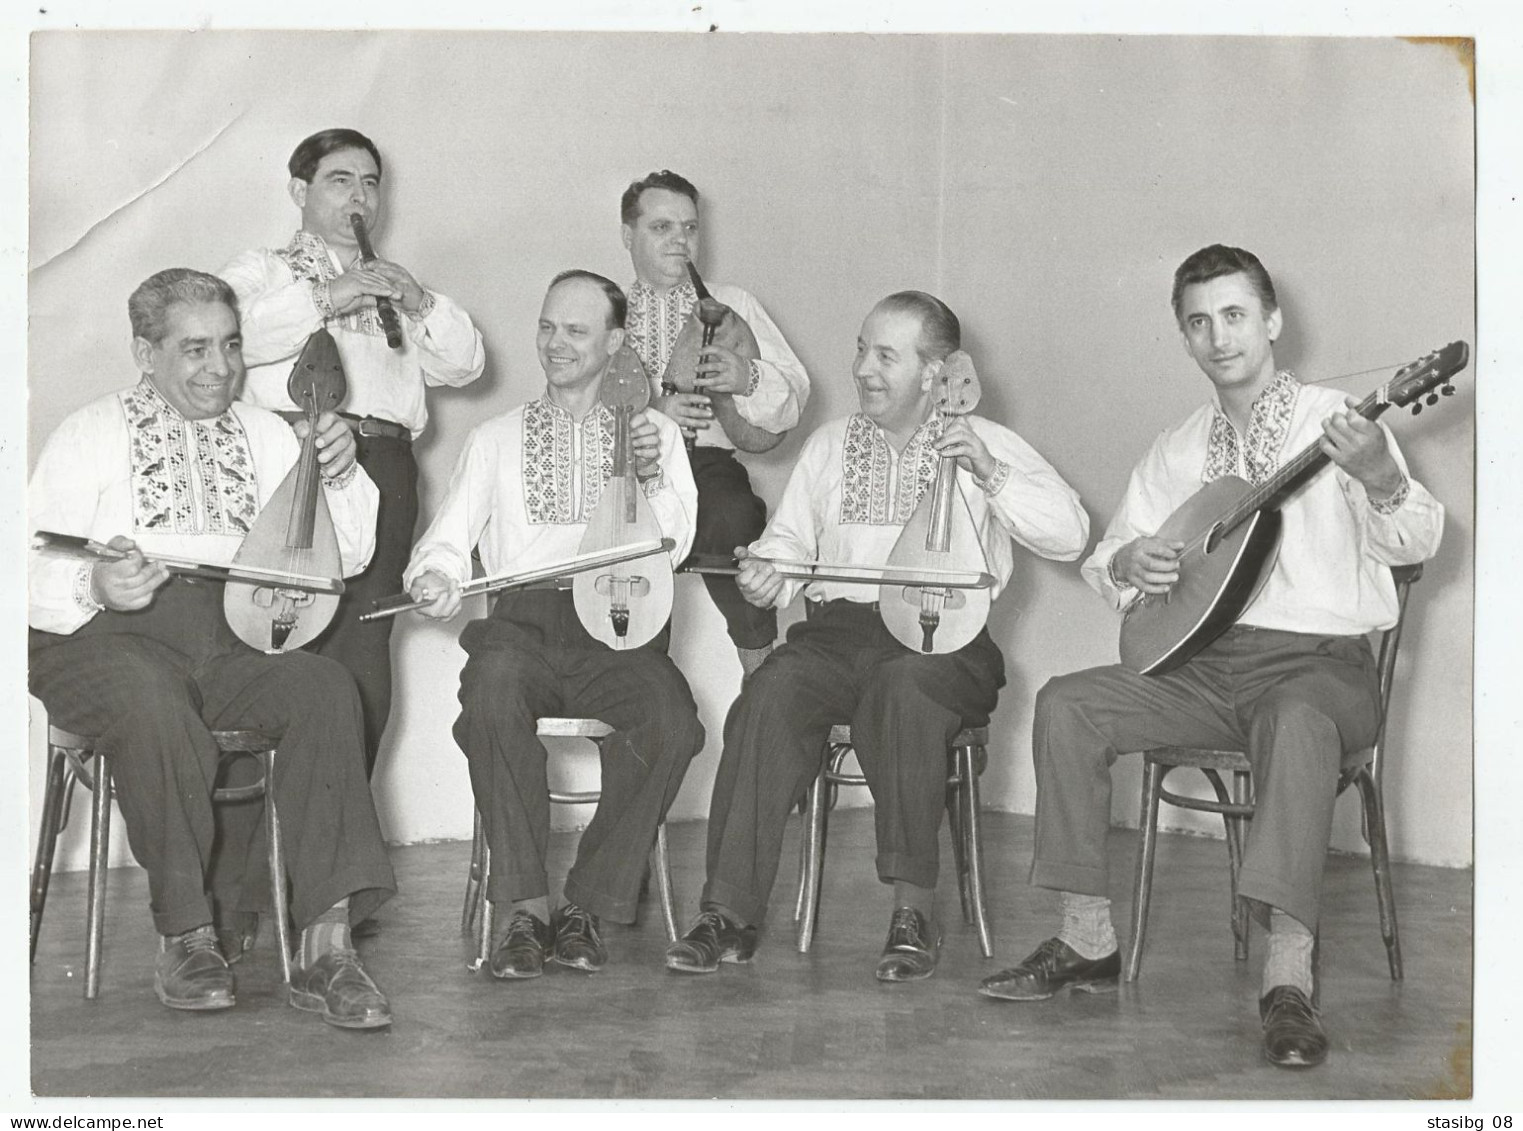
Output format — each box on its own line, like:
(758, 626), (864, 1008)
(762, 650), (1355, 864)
(552, 903), (607, 973)
(875, 907), (941, 982)
(289, 948), (392, 1030)
(1260, 985), (1329, 1068)
(490, 910), (554, 980)
(155, 925), (236, 1011)
(665, 909), (759, 974)
(215, 913), (259, 967)
(978, 937), (1120, 1001)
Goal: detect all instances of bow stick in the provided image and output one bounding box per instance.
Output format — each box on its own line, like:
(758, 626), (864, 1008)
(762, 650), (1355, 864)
(361, 538), (675, 621)
(32, 531), (345, 594)
(682, 553), (995, 590)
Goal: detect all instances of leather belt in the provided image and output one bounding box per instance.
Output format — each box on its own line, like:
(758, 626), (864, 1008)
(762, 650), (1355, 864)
(275, 410), (410, 442)
(340, 413), (411, 441)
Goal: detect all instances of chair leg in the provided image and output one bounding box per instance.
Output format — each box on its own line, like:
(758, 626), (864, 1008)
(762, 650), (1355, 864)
(1228, 771), (1251, 963)
(471, 837), (494, 973)
(793, 789), (810, 924)
(960, 744), (993, 958)
(31, 746), (72, 963)
(262, 749), (294, 986)
(84, 756), (113, 1001)
(1356, 771), (1403, 980)
(945, 773), (972, 925)
(462, 809), (485, 936)
(795, 772), (828, 953)
(653, 822), (679, 943)
(1125, 758), (1165, 982)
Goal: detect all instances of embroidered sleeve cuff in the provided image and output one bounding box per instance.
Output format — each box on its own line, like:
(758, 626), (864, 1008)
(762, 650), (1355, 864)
(409, 290), (437, 321)
(322, 461), (359, 490)
(73, 562), (104, 615)
(742, 360), (762, 398)
(973, 459), (1011, 496)
(1368, 475), (1410, 516)
(637, 465), (666, 495)
(310, 277), (336, 320)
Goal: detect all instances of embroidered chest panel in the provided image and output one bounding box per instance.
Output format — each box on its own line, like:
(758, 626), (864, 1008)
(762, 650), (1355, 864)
(625, 282), (696, 378)
(276, 230), (388, 341)
(838, 414), (942, 526)
(120, 383), (259, 536)
(1202, 371), (1301, 487)
(521, 400), (615, 524)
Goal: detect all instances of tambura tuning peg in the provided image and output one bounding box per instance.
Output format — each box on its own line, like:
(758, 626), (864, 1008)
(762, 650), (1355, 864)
(1411, 403), (1423, 415)
(1441, 384), (1455, 396)
(1426, 393), (1439, 406)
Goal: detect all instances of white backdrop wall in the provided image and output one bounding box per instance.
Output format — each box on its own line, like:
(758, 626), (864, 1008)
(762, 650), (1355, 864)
(26, 33), (1474, 877)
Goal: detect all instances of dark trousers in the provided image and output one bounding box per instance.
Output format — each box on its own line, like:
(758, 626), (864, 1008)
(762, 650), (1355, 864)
(29, 582), (396, 937)
(701, 599), (1006, 926)
(314, 433), (418, 775)
(684, 447), (776, 650)
(1029, 626), (1380, 930)
(209, 434), (414, 923)
(453, 590), (705, 924)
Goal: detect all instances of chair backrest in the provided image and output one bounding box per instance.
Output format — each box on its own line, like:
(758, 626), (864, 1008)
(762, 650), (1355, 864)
(1368, 563), (1424, 785)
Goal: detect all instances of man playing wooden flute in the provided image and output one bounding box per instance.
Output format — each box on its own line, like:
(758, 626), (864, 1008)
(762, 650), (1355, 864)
(619, 170), (811, 681)
(402, 271), (702, 979)
(29, 269), (396, 1028)
(666, 291), (1088, 981)
(222, 128), (487, 779)
(981, 245), (1444, 1069)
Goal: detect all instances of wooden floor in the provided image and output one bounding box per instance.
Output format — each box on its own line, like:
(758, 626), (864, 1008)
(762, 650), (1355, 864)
(30, 809), (1472, 1101)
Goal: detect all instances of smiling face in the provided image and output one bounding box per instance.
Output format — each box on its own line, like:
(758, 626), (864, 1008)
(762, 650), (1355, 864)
(289, 147), (382, 254)
(1177, 271), (1282, 397)
(133, 300), (245, 420)
(536, 277), (625, 395)
(622, 187), (700, 288)
(852, 304), (939, 435)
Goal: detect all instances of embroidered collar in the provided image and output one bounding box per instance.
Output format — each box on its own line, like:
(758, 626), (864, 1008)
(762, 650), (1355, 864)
(839, 412), (944, 526)
(521, 396), (617, 525)
(625, 280), (698, 378)
(276, 230), (389, 340)
(120, 379), (258, 536)
(278, 229), (343, 282)
(1202, 370), (1301, 487)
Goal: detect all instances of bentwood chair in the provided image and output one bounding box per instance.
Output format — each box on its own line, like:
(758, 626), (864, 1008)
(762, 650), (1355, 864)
(461, 716), (680, 971)
(793, 723), (995, 957)
(30, 724), (294, 998)
(1124, 563), (1424, 983)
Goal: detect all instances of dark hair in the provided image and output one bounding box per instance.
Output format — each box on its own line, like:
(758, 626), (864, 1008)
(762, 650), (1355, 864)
(287, 129), (383, 183)
(620, 170), (700, 225)
(1171, 244), (1278, 322)
(129, 269), (239, 344)
(548, 269), (627, 329)
(875, 291), (961, 363)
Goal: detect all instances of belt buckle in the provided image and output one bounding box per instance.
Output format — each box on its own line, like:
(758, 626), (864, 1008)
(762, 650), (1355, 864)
(356, 417), (383, 437)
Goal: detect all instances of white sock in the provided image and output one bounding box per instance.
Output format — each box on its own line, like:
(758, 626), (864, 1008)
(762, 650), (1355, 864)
(1057, 891), (1117, 960)
(1262, 909), (1315, 998)
(299, 898), (351, 967)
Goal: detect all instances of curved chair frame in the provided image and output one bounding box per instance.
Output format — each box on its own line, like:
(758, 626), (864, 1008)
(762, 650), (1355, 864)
(1125, 563), (1423, 983)
(30, 725), (293, 998)
(461, 717), (680, 971)
(793, 724), (994, 957)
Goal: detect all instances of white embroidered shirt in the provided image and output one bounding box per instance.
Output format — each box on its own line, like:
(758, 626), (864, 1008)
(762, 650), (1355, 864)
(624, 279), (809, 450)
(754, 412), (1089, 608)
(1083, 372), (1444, 635)
(403, 396), (697, 591)
(29, 379), (379, 635)
(221, 231), (486, 437)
